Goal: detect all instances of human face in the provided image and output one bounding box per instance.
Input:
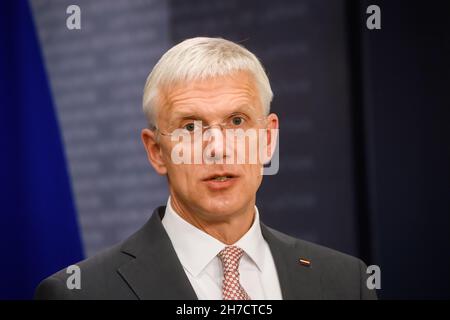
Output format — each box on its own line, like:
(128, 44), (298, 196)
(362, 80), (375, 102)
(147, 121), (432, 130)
(141, 71), (278, 222)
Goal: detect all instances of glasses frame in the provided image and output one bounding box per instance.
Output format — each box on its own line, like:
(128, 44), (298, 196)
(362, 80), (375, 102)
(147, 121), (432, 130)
(153, 115), (269, 137)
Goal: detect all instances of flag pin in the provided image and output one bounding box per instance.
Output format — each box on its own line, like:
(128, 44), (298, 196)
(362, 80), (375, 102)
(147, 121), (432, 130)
(299, 258), (311, 267)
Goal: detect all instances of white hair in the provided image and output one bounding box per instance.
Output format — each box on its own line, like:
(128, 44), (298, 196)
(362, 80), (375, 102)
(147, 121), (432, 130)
(142, 37), (273, 128)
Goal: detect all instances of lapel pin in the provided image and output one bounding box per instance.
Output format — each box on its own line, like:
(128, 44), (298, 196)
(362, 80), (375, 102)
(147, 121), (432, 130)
(299, 258), (311, 267)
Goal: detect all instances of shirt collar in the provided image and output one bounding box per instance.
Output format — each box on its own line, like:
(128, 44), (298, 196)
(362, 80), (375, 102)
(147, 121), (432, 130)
(161, 197), (266, 277)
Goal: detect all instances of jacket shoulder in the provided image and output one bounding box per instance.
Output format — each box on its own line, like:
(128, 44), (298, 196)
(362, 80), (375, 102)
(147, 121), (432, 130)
(34, 243), (136, 300)
(265, 225), (363, 264)
(263, 226), (377, 300)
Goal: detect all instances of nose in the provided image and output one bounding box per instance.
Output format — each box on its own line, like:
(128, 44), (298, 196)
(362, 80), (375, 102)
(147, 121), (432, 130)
(203, 126), (229, 164)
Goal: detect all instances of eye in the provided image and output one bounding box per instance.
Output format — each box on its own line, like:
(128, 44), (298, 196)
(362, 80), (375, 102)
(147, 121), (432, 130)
(231, 116), (245, 126)
(183, 122), (196, 132)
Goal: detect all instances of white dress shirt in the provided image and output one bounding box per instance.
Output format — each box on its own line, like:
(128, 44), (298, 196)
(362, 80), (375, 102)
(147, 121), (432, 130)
(161, 197), (283, 300)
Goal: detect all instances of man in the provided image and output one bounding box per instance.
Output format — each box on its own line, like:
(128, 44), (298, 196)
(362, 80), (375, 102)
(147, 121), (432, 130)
(35, 37), (377, 300)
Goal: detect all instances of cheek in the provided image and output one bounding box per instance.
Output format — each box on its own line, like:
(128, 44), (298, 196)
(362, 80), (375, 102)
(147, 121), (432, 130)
(167, 163), (203, 191)
(243, 165), (263, 188)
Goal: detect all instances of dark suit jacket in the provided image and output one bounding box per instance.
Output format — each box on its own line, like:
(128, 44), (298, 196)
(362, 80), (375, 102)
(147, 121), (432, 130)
(35, 206), (377, 300)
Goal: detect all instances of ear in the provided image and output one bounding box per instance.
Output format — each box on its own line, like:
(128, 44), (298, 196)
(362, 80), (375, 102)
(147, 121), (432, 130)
(141, 128), (168, 175)
(265, 113), (279, 161)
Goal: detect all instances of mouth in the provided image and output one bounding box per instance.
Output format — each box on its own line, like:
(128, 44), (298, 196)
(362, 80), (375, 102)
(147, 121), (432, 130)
(203, 173), (238, 182)
(202, 172), (239, 190)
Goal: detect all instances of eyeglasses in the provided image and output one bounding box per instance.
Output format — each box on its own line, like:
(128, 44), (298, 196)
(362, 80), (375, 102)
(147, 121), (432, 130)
(154, 114), (268, 137)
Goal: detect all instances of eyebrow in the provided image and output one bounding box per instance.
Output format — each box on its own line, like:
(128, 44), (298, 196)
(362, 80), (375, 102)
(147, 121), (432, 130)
(170, 104), (256, 121)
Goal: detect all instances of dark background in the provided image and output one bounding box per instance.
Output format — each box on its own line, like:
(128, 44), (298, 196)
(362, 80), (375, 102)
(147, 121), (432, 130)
(353, 0), (450, 299)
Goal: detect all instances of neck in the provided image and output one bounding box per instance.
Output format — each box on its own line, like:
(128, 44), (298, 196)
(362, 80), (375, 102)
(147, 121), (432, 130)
(169, 195), (255, 245)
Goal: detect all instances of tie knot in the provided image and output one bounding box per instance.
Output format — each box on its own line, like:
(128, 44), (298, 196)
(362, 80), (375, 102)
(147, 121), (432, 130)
(217, 246), (244, 272)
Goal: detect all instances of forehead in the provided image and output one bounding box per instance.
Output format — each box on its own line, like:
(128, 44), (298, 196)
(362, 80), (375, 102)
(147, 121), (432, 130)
(158, 71), (262, 120)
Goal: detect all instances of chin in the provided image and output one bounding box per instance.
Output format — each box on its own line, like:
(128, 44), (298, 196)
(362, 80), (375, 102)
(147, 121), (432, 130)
(200, 196), (248, 218)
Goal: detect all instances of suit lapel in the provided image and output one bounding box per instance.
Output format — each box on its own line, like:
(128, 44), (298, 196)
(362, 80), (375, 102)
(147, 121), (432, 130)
(117, 206), (198, 300)
(116, 206), (322, 300)
(261, 223), (322, 299)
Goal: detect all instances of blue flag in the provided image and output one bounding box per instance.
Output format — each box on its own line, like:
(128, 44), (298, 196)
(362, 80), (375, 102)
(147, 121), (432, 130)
(0, 0), (84, 299)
